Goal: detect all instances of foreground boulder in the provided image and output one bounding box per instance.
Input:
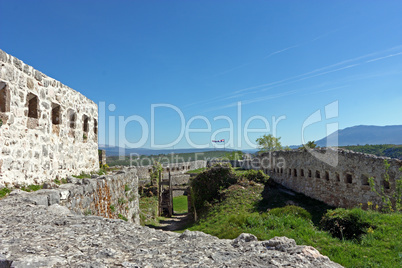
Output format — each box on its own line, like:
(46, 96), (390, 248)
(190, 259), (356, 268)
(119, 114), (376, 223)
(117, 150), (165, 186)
(0, 192), (342, 267)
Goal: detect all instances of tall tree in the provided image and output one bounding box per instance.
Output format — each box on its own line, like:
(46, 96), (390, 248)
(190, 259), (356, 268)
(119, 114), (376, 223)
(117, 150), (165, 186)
(256, 134), (282, 153)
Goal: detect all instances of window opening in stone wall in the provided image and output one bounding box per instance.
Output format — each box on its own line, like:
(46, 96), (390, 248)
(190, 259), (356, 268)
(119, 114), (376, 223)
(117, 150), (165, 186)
(280, 168), (283, 174)
(316, 170), (321, 179)
(289, 169), (291, 175)
(383, 179), (390, 189)
(361, 174), (369, 186)
(69, 110), (76, 129)
(336, 172), (340, 182)
(300, 169), (304, 177)
(27, 93), (38, 119)
(51, 104), (61, 125)
(325, 171), (329, 181)
(293, 169), (297, 177)
(0, 81), (10, 113)
(308, 170), (312, 178)
(345, 173), (353, 184)
(83, 115), (89, 132)
(94, 119), (98, 135)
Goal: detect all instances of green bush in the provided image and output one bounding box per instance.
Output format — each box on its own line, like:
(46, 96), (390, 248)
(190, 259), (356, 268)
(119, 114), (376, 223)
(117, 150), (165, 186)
(320, 208), (371, 241)
(240, 169), (270, 184)
(191, 163), (238, 210)
(269, 205), (312, 221)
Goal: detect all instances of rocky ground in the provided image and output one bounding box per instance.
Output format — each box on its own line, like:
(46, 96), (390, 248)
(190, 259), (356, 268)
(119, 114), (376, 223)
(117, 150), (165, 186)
(0, 190), (343, 267)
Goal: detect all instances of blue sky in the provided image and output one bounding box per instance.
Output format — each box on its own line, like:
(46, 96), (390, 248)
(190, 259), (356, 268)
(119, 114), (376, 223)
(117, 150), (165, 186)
(1, 0), (402, 150)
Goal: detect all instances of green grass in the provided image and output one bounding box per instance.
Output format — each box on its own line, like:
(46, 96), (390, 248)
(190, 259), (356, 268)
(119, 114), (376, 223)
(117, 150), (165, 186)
(186, 183), (402, 267)
(139, 195), (159, 226)
(186, 167), (207, 174)
(20, 184), (43, 192)
(118, 213), (128, 221)
(72, 172), (91, 179)
(173, 195), (188, 214)
(0, 187), (11, 199)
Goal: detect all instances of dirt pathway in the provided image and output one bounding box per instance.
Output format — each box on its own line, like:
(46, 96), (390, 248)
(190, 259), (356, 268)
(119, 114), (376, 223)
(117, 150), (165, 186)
(158, 213), (193, 231)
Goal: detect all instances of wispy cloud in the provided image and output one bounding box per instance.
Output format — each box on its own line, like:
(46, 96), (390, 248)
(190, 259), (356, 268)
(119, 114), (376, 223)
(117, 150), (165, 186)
(305, 85), (350, 95)
(366, 51), (402, 63)
(233, 45), (402, 95)
(187, 45), (402, 113)
(210, 30), (338, 80)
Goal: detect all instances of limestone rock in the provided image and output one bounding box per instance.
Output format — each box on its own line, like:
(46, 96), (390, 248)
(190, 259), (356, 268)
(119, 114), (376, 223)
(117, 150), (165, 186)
(0, 194), (343, 268)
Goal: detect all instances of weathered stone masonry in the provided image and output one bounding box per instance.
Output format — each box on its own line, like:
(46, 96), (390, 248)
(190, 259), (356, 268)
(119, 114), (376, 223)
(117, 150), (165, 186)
(0, 49), (98, 186)
(13, 167), (140, 224)
(259, 149), (402, 209)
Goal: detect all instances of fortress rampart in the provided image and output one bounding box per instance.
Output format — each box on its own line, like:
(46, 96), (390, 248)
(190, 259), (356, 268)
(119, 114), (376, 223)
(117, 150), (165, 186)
(258, 149), (402, 208)
(0, 49), (98, 186)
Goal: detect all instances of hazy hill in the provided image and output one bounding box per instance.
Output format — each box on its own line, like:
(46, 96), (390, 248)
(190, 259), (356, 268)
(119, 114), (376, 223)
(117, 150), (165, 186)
(316, 125), (402, 147)
(98, 145), (234, 156)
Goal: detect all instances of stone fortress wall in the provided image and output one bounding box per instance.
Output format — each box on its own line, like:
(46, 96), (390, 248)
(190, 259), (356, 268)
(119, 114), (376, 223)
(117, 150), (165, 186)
(0, 49), (99, 187)
(257, 149), (402, 209)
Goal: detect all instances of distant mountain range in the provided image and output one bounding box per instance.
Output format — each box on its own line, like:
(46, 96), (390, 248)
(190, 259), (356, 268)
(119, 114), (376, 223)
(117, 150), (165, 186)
(316, 125), (402, 147)
(98, 146), (235, 156)
(100, 125), (402, 156)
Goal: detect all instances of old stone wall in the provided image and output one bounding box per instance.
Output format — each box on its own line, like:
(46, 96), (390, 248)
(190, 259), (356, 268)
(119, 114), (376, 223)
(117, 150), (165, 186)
(259, 149), (402, 209)
(136, 160), (207, 181)
(99, 149), (107, 166)
(15, 168), (139, 224)
(0, 49), (98, 186)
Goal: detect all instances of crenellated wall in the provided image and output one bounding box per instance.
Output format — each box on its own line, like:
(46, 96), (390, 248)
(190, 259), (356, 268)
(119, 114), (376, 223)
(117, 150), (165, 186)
(0, 49), (98, 186)
(258, 149), (402, 209)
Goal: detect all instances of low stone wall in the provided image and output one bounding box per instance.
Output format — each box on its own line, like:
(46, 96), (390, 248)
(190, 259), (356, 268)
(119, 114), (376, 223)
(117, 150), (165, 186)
(136, 160), (207, 180)
(258, 149), (402, 209)
(14, 168), (139, 224)
(170, 173), (191, 197)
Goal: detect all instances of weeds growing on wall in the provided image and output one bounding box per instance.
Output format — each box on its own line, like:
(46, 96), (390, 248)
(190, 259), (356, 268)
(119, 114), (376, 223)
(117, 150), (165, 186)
(368, 159), (402, 212)
(150, 161), (163, 186)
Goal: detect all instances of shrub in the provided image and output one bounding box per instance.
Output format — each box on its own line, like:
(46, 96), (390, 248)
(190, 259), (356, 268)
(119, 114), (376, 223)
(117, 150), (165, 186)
(268, 205), (312, 221)
(240, 169), (270, 184)
(320, 208), (371, 240)
(191, 163), (238, 210)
